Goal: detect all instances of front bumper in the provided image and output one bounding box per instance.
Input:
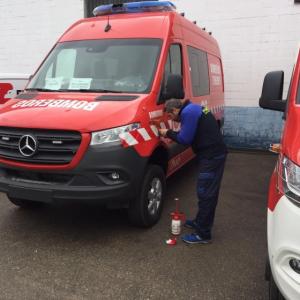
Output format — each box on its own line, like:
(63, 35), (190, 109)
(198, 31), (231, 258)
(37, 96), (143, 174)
(0, 145), (147, 207)
(268, 195), (300, 300)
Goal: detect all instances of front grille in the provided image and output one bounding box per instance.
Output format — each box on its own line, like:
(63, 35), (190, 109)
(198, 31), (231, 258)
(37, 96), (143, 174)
(0, 127), (82, 164)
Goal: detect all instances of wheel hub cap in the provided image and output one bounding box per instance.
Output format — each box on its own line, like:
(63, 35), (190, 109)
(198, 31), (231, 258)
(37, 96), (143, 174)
(147, 177), (162, 216)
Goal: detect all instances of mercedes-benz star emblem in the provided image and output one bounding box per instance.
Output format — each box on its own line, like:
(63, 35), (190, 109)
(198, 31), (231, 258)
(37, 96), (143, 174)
(18, 135), (38, 157)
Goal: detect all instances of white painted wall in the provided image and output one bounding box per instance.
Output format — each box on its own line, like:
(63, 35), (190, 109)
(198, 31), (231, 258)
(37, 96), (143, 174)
(0, 0), (299, 107)
(0, 0), (84, 75)
(173, 0), (300, 107)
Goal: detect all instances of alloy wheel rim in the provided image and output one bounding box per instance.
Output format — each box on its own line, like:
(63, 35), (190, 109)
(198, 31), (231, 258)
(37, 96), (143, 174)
(147, 177), (162, 216)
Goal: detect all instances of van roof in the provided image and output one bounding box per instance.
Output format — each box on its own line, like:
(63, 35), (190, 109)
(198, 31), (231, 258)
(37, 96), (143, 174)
(59, 11), (220, 57)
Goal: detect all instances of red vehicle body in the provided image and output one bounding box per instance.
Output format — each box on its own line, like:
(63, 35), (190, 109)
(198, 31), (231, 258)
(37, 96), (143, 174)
(0, 74), (29, 104)
(260, 47), (300, 299)
(0, 2), (224, 227)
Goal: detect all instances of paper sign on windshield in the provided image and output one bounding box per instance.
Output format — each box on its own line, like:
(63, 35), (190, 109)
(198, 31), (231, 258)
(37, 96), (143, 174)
(69, 78), (92, 90)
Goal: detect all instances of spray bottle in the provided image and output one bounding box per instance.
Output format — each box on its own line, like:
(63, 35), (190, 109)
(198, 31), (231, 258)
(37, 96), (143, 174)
(170, 198), (185, 235)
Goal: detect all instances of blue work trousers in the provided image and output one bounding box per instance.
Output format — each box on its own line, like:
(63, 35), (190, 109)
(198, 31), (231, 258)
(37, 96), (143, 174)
(195, 154), (227, 239)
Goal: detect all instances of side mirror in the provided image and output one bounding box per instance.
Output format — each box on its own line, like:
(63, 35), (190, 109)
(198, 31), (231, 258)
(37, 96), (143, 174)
(159, 74), (184, 104)
(259, 71), (286, 112)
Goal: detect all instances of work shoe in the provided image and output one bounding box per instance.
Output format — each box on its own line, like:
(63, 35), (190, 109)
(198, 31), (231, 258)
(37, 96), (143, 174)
(184, 219), (197, 229)
(181, 233), (212, 244)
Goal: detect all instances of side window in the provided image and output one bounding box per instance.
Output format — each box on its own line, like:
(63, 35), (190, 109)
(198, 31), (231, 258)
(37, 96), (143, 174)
(283, 68), (295, 120)
(188, 46), (209, 96)
(169, 45), (182, 75)
(162, 44), (182, 95)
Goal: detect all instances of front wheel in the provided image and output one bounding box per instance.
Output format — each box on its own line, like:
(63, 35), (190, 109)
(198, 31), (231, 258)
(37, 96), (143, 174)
(128, 165), (166, 227)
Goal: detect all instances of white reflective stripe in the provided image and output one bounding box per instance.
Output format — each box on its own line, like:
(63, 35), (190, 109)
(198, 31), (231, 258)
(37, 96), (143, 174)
(137, 128), (151, 141)
(119, 132), (138, 146)
(150, 125), (159, 137)
(168, 120), (173, 128)
(149, 110), (163, 119)
(160, 122), (166, 129)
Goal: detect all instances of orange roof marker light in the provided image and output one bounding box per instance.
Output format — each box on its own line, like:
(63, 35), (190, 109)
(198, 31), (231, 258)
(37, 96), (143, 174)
(93, 1), (176, 17)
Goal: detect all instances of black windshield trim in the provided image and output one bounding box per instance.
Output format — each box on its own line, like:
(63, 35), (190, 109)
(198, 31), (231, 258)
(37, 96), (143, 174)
(95, 95), (139, 101)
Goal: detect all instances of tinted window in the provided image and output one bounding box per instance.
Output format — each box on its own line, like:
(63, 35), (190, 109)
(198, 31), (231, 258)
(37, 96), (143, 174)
(162, 44), (182, 95)
(169, 45), (182, 75)
(188, 46), (209, 96)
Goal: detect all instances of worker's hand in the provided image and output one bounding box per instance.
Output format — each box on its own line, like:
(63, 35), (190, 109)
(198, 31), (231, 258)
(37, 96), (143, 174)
(158, 129), (168, 137)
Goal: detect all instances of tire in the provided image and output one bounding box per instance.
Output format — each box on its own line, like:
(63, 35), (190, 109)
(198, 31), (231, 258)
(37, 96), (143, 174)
(128, 164), (166, 227)
(269, 271), (285, 300)
(265, 258), (271, 281)
(8, 197), (44, 209)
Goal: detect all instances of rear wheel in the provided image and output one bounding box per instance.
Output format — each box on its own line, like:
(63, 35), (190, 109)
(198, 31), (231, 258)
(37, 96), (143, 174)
(7, 197), (44, 209)
(128, 165), (166, 227)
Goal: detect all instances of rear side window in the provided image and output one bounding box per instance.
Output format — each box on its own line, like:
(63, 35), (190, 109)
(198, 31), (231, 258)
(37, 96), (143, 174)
(188, 46), (209, 96)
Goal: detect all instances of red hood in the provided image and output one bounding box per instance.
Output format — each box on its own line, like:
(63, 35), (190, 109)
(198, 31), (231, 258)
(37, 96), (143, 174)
(0, 93), (146, 132)
(282, 107), (300, 165)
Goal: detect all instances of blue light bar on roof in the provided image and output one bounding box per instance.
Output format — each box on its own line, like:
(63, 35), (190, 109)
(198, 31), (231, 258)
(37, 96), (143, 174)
(93, 1), (176, 17)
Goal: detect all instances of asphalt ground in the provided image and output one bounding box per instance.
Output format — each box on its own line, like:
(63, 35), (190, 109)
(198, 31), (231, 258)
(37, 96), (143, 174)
(0, 151), (277, 300)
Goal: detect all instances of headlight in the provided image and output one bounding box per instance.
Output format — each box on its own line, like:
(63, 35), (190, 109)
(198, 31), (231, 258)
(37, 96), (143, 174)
(278, 156), (300, 203)
(90, 123), (140, 145)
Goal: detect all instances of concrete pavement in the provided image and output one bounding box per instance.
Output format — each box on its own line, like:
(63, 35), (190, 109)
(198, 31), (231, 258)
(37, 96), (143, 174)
(0, 152), (276, 299)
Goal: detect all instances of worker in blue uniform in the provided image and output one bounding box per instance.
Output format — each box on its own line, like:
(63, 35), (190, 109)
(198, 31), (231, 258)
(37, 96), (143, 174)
(159, 99), (227, 244)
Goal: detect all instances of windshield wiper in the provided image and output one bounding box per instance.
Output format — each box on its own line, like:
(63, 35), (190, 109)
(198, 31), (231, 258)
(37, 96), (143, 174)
(56, 89), (123, 93)
(26, 88), (124, 93)
(25, 88), (56, 92)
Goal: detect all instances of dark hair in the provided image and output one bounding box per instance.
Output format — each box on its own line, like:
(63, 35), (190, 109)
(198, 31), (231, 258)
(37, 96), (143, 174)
(164, 99), (183, 113)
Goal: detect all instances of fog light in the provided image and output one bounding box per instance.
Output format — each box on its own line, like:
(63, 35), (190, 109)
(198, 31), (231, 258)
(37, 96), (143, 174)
(110, 172), (120, 180)
(289, 258), (300, 274)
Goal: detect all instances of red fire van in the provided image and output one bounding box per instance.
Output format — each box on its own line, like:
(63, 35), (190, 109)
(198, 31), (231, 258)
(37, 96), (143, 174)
(0, 1), (224, 227)
(260, 46), (300, 299)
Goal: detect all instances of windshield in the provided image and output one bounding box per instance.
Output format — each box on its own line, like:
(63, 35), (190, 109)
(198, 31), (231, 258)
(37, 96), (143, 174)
(27, 39), (162, 94)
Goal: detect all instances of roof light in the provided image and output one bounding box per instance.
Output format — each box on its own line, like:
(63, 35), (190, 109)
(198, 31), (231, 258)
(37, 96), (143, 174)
(93, 1), (176, 17)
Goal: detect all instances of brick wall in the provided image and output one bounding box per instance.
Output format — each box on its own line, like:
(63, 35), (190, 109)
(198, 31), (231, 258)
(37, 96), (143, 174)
(172, 0), (300, 106)
(0, 0), (84, 75)
(172, 0), (300, 148)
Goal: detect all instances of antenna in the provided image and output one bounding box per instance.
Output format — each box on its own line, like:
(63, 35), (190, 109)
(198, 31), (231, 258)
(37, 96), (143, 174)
(104, 15), (111, 32)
